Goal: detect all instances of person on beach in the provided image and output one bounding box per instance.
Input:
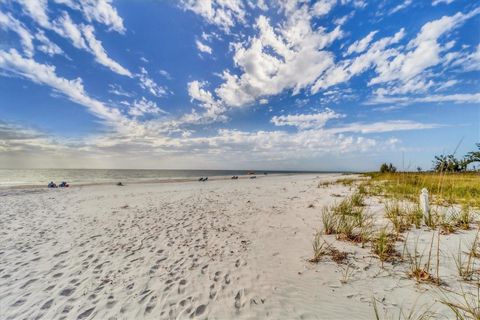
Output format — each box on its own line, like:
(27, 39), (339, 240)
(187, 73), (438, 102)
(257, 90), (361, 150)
(48, 181), (57, 188)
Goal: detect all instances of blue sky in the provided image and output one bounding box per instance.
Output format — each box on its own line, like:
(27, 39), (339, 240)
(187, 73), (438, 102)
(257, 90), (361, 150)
(0, 0), (478, 170)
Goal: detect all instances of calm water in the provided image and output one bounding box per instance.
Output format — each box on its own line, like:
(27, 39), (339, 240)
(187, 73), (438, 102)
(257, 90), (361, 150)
(0, 169), (329, 187)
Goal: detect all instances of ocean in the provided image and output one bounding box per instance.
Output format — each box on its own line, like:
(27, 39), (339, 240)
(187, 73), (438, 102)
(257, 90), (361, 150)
(0, 169), (329, 187)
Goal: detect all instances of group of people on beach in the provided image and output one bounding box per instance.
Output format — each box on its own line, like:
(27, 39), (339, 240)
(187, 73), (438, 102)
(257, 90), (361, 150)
(47, 181), (69, 188)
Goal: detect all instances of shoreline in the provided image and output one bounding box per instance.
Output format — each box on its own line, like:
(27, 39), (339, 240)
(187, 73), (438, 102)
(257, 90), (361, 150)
(0, 171), (347, 190)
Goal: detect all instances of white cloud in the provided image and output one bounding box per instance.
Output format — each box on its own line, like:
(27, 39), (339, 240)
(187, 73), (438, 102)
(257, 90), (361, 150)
(389, 0), (413, 15)
(311, 8), (479, 99)
(52, 0), (125, 33)
(346, 30), (377, 55)
(186, 80), (226, 123)
(138, 67), (167, 97)
(82, 25), (132, 77)
(17, 0), (51, 28)
(108, 84), (133, 97)
(78, 0), (125, 33)
(0, 49), (124, 124)
(367, 92), (480, 105)
(36, 30), (64, 56)
(432, 0), (455, 6)
(271, 109), (344, 130)
(215, 7), (341, 107)
(128, 97), (167, 118)
(370, 9), (480, 86)
(328, 120), (440, 134)
(7, 2), (130, 76)
(195, 40), (212, 54)
(53, 12), (88, 49)
(159, 69), (172, 80)
(312, 28), (405, 92)
(0, 11), (34, 57)
(180, 0), (246, 32)
(446, 45), (480, 72)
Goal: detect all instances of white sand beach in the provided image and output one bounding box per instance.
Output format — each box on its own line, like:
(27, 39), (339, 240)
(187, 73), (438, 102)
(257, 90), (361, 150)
(1, 174), (478, 319)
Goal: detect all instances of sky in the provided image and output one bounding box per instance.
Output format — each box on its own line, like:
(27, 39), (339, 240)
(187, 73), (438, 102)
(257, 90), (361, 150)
(0, 0), (479, 171)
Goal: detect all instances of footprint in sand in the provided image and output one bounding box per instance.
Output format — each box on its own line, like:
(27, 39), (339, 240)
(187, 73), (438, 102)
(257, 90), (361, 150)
(59, 287), (75, 297)
(144, 295), (157, 314)
(77, 307), (95, 319)
(213, 271), (222, 282)
(234, 289), (247, 309)
(177, 279), (187, 294)
(41, 299), (54, 310)
(193, 304), (207, 317)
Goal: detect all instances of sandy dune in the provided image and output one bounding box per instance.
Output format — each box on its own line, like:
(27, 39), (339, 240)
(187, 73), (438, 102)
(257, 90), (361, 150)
(0, 174), (478, 319)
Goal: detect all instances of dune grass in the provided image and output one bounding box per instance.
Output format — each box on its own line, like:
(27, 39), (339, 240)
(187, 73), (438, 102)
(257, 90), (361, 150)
(361, 172), (480, 208)
(321, 195), (373, 245)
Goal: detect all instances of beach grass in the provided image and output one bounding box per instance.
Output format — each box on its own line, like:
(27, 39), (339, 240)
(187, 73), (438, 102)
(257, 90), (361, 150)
(361, 172), (480, 208)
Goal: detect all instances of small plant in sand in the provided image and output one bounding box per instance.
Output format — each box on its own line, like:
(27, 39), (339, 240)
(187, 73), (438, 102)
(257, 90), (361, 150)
(424, 208), (439, 230)
(453, 205), (473, 230)
(322, 196), (372, 243)
(372, 228), (396, 267)
(309, 231), (349, 264)
(309, 232), (331, 263)
(406, 233), (439, 284)
(318, 181), (332, 188)
(438, 213), (457, 235)
(322, 207), (337, 235)
(350, 191), (365, 207)
(358, 213), (375, 247)
(336, 178), (356, 186)
(385, 201), (412, 236)
(373, 297), (435, 320)
(332, 197), (363, 217)
(357, 183), (368, 196)
(453, 235), (479, 281)
(340, 263), (354, 284)
(405, 204), (424, 229)
(439, 285), (480, 320)
(468, 229), (480, 259)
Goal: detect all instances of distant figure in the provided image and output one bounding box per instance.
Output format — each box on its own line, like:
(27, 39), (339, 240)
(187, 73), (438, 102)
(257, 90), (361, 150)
(47, 181), (57, 188)
(204, 177), (208, 181)
(231, 176), (238, 179)
(117, 182), (124, 186)
(250, 176), (256, 179)
(198, 177), (204, 181)
(264, 172), (268, 175)
(59, 181), (69, 188)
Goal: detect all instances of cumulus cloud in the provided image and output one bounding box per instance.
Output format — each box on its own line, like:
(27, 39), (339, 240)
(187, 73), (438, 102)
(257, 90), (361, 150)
(215, 5), (342, 107)
(180, 0), (246, 32)
(186, 80), (226, 123)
